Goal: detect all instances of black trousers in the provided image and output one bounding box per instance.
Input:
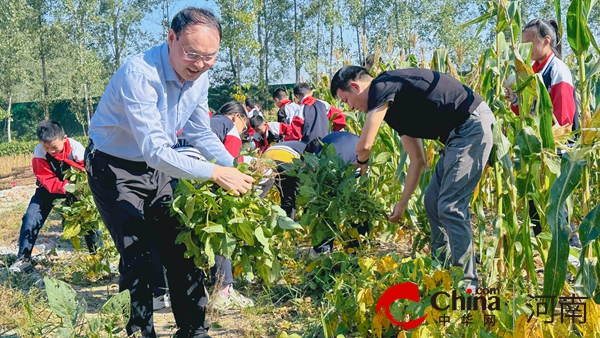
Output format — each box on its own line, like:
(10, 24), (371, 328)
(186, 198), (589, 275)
(85, 146), (208, 338)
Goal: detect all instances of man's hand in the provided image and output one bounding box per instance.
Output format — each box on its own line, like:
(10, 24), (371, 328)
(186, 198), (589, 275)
(387, 200), (407, 223)
(210, 166), (255, 195)
(351, 160), (369, 175)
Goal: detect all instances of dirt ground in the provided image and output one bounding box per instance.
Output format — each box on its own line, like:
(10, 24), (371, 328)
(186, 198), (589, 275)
(0, 184), (267, 337)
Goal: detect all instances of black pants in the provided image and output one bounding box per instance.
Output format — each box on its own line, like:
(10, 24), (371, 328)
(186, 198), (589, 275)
(276, 167), (298, 219)
(85, 146), (208, 337)
(17, 187), (101, 259)
(313, 221), (370, 252)
(210, 255), (234, 288)
(150, 243), (167, 297)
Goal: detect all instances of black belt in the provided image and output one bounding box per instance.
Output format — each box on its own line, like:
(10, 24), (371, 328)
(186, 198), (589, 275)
(88, 139), (152, 171)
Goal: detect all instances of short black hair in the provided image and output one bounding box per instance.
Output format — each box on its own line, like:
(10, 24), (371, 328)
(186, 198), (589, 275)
(216, 101), (245, 116)
(272, 88), (288, 100)
(171, 7), (222, 40)
(36, 120), (65, 142)
(330, 66), (372, 98)
(293, 82), (312, 97)
(250, 115), (265, 129)
(245, 97), (257, 109)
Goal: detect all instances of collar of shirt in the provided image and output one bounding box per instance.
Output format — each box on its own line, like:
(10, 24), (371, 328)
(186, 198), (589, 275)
(279, 99), (292, 107)
(300, 96), (317, 106)
(533, 52), (554, 74)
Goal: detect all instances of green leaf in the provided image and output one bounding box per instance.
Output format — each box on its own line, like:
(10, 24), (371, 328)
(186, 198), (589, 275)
(492, 119), (511, 159)
(534, 75), (555, 151)
(44, 277), (78, 323)
(372, 152), (392, 165)
(202, 223), (225, 233)
(62, 222), (82, 240)
(99, 290), (130, 326)
(230, 222), (255, 246)
(175, 231), (202, 257)
(543, 154), (586, 307)
(255, 227), (272, 255)
(574, 257), (598, 298)
(516, 126), (542, 158)
(205, 237), (215, 267)
(567, 0), (591, 56)
(277, 216), (302, 230)
(545, 156), (561, 175)
(185, 197), (196, 221)
(578, 205), (600, 248)
(221, 234), (237, 258)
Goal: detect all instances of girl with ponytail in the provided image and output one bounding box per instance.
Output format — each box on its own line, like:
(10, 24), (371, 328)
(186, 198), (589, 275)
(504, 19), (581, 248)
(504, 18), (577, 130)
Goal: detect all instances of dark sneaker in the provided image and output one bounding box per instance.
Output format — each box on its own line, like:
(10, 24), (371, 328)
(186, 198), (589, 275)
(173, 327), (211, 338)
(9, 257), (33, 274)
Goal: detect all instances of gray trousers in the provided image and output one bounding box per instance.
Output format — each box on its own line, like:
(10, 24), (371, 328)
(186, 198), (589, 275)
(424, 102), (495, 289)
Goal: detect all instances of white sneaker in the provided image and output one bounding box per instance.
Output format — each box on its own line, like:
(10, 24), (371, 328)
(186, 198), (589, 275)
(9, 257), (33, 274)
(212, 285), (254, 311)
(153, 293), (171, 311)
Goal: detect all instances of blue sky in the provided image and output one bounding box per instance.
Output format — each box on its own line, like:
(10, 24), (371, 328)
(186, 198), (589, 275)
(143, 0), (216, 41)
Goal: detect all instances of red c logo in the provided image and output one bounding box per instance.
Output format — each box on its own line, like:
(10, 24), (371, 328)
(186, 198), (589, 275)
(375, 282), (428, 330)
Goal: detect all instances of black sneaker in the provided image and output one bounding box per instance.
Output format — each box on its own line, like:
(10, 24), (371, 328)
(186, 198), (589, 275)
(173, 327), (211, 338)
(9, 257), (33, 274)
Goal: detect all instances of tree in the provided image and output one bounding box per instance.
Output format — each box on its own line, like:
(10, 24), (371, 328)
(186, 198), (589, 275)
(58, 0), (107, 132)
(0, 0), (34, 141)
(216, 0), (259, 86)
(98, 0), (159, 73)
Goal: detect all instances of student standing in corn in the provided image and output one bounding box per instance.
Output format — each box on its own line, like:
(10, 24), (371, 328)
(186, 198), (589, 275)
(330, 66), (495, 291)
(86, 7), (253, 338)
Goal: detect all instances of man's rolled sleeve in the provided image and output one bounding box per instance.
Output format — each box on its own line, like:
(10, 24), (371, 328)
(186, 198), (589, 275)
(120, 71), (218, 181)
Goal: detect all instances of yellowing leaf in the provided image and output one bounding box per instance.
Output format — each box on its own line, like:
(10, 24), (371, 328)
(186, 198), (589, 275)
(583, 299), (600, 337)
(359, 257), (376, 274)
(377, 256), (399, 274)
(515, 314), (544, 338)
(396, 228), (405, 242)
(372, 312), (389, 338)
(397, 331), (407, 338)
(412, 324), (430, 338)
(357, 288), (374, 313)
(426, 140), (436, 169)
(423, 275), (436, 293)
(433, 270), (453, 290)
(305, 261), (319, 273)
(233, 265), (244, 278)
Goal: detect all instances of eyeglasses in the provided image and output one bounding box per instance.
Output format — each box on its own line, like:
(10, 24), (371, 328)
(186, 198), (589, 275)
(177, 38), (217, 63)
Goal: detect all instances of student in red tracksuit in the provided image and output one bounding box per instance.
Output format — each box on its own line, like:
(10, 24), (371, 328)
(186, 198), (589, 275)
(503, 18), (581, 248)
(250, 115), (291, 152)
(285, 82), (347, 142)
(273, 88), (300, 124)
(9, 120), (102, 274)
(504, 19), (576, 130)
